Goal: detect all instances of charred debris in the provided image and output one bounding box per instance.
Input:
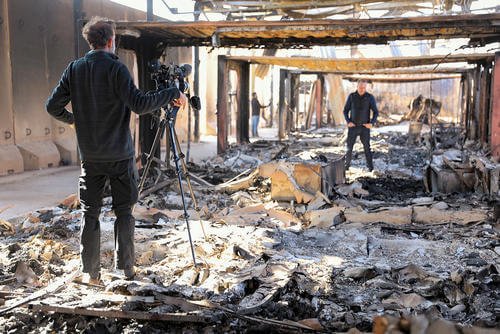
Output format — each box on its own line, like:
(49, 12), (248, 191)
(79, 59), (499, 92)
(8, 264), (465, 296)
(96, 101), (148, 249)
(0, 125), (499, 333)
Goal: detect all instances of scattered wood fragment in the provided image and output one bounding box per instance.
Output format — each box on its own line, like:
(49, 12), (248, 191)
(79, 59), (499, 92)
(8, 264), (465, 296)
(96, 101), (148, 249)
(59, 194), (79, 209)
(238, 262), (297, 315)
(215, 169), (259, 193)
(155, 293), (317, 331)
(0, 268), (80, 315)
(28, 303), (210, 323)
(139, 180), (175, 199)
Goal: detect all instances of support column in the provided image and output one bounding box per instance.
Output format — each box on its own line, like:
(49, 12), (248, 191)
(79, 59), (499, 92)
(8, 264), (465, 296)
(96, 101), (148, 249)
(465, 71), (473, 139)
(217, 56), (228, 154)
(472, 65), (481, 140)
(278, 69), (287, 140)
(193, 2), (200, 142)
(315, 76), (323, 129)
(491, 52), (500, 159)
(237, 61), (250, 144)
(479, 63), (491, 144)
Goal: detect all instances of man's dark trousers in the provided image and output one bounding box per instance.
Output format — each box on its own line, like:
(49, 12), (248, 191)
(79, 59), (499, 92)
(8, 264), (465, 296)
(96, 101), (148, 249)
(79, 158), (138, 276)
(345, 125), (373, 170)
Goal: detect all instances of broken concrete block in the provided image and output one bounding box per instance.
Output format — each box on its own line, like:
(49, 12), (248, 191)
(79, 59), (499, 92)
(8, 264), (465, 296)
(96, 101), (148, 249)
(305, 206), (344, 228)
(270, 162), (320, 203)
(17, 141), (60, 171)
(336, 181), (369, 197)
(411, 197), (434, 205)
(431, 201), (449, 210)
(346, 207), (412, 225)
(15, 261), (38, 285)
(307, 194), (327, 211)
(413, 207), (487, 225)
(54, 137), (78, 165)
(383, 292), (430, 308)
(0, 144), (24, 175)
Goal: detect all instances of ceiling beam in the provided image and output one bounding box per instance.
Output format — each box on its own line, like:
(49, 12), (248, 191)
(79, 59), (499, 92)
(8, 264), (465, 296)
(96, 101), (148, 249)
(116, 13), (500, 48)
(226, 53), (493, 72)
(342, 74), (462, 82)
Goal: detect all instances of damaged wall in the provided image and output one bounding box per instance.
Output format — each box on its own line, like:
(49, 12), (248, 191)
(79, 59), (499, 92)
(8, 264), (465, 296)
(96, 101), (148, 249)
(0, 0), (198, 175)
(366, 78), (462, 124)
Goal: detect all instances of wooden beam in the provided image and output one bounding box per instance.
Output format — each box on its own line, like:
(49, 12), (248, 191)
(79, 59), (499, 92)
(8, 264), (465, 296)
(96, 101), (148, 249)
(227, 54), (494, 72)
(238, 62), (250, 143)
(355, 67), (473, 75)
(278, 69), (287, 140)
(217, 55), (228, 154)
(315, 78), (322, 129)
(343, 74), (462, 83)
(491, 52), (500, 159)
(29, 303), (210, 323)
(116, 13), (500, 47)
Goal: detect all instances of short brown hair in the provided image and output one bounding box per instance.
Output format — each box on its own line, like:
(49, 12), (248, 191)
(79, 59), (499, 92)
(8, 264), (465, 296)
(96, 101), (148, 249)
(82, 17), (115, 49)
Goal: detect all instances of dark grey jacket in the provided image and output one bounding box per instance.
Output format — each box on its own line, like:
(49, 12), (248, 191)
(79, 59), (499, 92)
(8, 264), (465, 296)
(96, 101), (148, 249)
(46, 50), (179, 162)
(343, 91), (379, 126)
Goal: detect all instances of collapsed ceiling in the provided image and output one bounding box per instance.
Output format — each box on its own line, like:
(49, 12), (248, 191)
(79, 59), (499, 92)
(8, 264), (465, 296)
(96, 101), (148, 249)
(116, 12), (500, 48)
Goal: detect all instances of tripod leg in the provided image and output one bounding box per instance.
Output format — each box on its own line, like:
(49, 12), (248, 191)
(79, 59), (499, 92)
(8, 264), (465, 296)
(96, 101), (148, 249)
(173, 132), (199, 209)
(167, 119), (198, 267)
(172, 128), (208, 240)
(137, 119), (167, 196)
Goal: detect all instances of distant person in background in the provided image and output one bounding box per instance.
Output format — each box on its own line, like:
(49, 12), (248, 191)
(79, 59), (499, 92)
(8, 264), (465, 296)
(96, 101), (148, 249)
(342, 79), (379, 172)
(251, 92), (270, 137)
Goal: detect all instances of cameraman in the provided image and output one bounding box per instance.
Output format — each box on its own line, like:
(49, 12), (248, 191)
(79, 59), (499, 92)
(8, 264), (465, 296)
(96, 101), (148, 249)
(46, 17), (187, 283)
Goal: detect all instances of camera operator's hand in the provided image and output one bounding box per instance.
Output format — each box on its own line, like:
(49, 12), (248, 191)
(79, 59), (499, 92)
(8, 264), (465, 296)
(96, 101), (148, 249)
(173, 92), (188, 108)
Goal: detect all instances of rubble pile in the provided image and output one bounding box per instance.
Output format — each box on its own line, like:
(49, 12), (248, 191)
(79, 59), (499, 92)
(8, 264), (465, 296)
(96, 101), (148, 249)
(0, 128), (498, 333)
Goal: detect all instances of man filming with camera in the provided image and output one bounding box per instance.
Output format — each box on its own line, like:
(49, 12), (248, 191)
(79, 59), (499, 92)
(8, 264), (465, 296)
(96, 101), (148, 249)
(46, 17), (187, 284)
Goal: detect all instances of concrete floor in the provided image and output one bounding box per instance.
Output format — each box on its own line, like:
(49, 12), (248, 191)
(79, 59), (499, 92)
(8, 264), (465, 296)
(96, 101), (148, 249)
(0, 136), (221, 221)
(0, 166), (80, 220)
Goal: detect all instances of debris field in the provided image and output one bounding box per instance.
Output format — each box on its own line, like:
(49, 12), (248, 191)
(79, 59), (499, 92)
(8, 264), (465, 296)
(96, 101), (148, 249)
(0, 125), (499, 333)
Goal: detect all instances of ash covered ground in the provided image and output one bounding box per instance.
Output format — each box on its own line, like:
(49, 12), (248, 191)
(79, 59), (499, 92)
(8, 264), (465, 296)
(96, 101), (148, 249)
(0, 127), (498, 333)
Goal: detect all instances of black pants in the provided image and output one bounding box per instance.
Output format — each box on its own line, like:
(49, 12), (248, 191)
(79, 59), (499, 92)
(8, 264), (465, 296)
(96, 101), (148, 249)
(345, 126), (373, 170)
(78, 158), (138, 276)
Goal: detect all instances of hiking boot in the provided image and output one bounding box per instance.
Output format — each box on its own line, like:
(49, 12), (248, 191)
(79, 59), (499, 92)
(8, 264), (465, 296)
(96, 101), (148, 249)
(124, 267), (135, 280)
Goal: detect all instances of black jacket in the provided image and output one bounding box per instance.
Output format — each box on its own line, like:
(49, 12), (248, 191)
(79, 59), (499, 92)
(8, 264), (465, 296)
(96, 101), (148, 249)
(343, 91), (379, 126)
(46, 50), (180, 162)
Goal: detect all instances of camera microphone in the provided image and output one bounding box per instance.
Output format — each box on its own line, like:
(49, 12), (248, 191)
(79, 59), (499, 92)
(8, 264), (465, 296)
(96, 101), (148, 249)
(180, 64), (192, 77)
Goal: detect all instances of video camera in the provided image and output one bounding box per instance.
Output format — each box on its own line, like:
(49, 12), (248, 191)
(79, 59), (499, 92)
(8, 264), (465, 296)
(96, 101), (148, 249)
(148, 60), (201, 113)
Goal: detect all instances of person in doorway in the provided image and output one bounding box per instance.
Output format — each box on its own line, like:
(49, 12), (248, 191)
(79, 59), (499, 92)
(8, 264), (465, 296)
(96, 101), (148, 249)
(46, 17), (187, 284)
(251, 92), (270, 137)
(342, 79), (379, 172)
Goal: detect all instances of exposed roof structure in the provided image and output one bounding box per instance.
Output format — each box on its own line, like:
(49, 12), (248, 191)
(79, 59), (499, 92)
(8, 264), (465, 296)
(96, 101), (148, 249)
(194, 0), (486, 20)
(342, 74), (462, 83)
(116, 13), (500, 48)
(225, 53), (495, 72)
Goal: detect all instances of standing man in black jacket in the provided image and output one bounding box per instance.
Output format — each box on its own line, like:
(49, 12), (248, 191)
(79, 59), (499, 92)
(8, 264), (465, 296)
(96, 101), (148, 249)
(46, 17), (187, 283)
(342, 80), (379, 172)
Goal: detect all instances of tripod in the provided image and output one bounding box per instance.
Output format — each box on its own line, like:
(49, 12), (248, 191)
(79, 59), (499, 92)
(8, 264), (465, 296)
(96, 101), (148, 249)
(137, 105), (204, 267)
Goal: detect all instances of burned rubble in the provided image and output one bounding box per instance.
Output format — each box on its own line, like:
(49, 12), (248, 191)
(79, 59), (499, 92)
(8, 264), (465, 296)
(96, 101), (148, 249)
(0, 128), (499, 333)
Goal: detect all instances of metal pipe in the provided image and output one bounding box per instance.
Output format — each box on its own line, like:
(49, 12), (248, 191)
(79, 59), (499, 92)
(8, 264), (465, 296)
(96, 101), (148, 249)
(147, 0), (153, 21)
